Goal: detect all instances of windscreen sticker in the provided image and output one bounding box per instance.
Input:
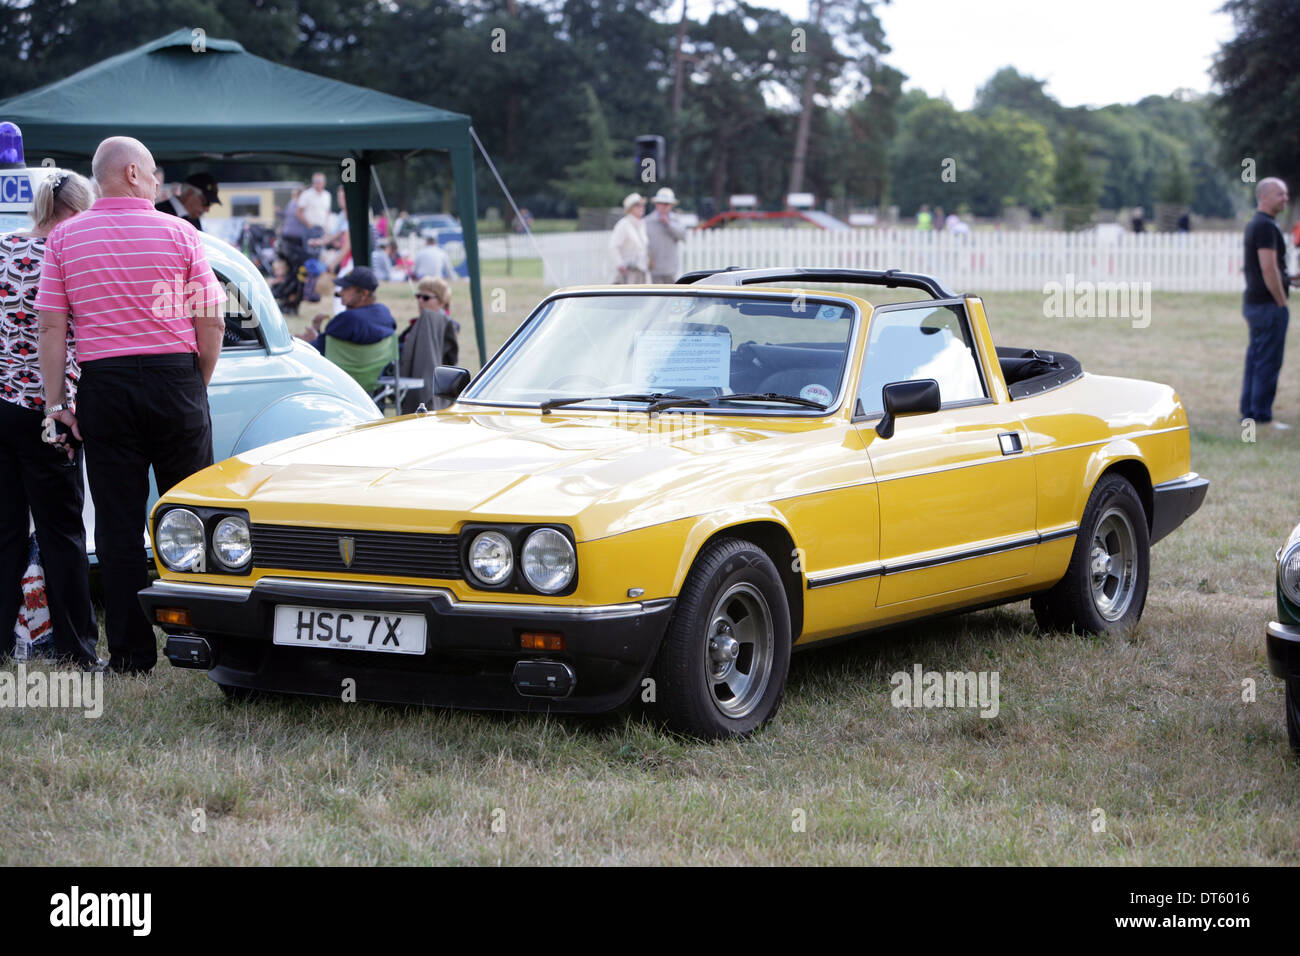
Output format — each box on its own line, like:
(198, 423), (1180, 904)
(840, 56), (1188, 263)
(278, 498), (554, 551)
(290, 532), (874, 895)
(817, 304), (844, 321)
(634, 330), (732, 389)
(799, 383), (833, 405)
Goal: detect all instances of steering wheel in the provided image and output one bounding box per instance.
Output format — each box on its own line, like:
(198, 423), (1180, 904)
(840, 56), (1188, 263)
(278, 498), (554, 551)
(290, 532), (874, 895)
(547, 374), (609, 391)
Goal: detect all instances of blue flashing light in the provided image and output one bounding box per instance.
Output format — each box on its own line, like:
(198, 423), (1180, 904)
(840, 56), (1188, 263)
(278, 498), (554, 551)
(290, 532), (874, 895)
(0, 122), (24, 167)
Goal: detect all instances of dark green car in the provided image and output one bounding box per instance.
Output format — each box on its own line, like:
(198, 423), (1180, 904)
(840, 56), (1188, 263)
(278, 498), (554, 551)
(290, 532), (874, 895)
(1266, 522), (1300, 753)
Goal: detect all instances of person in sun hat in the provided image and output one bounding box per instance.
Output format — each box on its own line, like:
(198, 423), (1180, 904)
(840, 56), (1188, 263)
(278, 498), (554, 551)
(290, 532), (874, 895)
(645, 186), (686, 284)
(609, 192), (648, 284)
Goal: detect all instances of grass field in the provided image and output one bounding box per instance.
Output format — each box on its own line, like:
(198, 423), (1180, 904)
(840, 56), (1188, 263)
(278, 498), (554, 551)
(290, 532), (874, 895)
(4, 278), (1298, 865)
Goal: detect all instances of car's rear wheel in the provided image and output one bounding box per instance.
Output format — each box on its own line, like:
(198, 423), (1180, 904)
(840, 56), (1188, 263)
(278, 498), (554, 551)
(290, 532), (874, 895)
(1286, 677), (1300, 755)
(651, 537), (791, 739)
(1032, 473), (1150, 635)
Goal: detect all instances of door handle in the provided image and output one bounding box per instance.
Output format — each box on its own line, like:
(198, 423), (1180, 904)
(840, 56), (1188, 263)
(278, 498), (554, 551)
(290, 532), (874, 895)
(998, 432), (1023, 455)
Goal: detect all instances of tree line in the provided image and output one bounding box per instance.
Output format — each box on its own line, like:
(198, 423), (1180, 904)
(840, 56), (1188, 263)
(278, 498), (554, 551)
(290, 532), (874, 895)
(1, 0), (1289, 225)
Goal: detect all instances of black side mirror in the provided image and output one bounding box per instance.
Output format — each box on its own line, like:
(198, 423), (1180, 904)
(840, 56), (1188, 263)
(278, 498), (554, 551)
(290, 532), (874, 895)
(433, 365), (471, 401)
(876, 379), (940, 439)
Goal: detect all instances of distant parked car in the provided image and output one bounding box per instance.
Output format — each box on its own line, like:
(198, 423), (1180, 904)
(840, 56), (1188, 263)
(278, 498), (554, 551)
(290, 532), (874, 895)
(1266, 522), (1300, 753)
(399, 214), (459, 238)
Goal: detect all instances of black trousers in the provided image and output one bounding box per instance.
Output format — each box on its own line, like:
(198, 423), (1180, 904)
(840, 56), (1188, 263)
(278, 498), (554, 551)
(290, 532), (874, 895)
(78, 354), (213, 673)
(0, 399), (100, 665)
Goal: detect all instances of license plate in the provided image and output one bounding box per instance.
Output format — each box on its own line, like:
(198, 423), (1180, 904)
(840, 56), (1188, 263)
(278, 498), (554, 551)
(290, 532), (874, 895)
(272, 605), (427, 655)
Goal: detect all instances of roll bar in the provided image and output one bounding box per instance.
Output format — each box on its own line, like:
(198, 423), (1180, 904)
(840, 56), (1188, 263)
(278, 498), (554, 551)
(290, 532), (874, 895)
(674, 266), (958, 300)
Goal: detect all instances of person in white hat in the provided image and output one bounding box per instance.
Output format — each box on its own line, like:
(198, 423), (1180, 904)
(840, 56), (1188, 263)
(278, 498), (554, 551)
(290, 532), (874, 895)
(646, 187), (686, 283)
(609, 192), (648, 283)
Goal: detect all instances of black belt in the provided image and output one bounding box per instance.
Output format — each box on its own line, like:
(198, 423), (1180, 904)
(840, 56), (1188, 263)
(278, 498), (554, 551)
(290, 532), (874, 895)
(80, 353), (198, 371)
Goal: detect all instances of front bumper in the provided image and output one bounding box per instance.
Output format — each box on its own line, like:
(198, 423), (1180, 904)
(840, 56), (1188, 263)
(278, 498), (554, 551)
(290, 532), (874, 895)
(139, 577), (675, 713)
(1149, 473), (1210, 544)
(1266, 620), (1300, 680)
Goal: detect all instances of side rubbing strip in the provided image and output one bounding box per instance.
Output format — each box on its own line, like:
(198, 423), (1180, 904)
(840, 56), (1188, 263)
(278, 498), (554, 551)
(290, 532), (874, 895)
(805, 525), (1079, 590)
(806, 565), (885, 590)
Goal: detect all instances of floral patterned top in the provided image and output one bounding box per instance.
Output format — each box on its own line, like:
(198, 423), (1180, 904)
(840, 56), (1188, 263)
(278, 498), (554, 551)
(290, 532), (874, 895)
(0, 234), (78, 412)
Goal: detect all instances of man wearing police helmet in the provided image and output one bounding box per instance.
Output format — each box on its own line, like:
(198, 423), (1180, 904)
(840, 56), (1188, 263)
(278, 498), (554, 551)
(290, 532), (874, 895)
(155, 172), (220, 230)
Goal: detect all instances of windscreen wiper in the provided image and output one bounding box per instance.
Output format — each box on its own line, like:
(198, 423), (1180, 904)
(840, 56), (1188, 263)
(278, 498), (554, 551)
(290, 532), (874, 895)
(710, 392), (828, 410)
(645, 391), (828, 414)
(540, 392), (702, 415)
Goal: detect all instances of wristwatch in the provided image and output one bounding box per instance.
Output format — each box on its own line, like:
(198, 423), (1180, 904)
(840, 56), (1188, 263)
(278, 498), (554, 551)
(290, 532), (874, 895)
(46, 403), (67, 414)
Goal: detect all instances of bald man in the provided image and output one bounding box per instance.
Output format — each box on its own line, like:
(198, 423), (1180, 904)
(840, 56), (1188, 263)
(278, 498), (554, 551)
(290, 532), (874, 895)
(1240, 177), (1292, 430)
(35, 136), (226, 675)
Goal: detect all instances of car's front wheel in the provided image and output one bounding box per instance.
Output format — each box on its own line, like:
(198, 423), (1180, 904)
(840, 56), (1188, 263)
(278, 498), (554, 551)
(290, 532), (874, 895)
(651, 537), (791, 739)
(1032, 473), (1150, 635)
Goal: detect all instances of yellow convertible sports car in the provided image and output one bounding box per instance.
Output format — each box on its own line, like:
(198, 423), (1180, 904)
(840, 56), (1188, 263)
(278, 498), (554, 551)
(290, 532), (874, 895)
(139, 268), (1208, 739)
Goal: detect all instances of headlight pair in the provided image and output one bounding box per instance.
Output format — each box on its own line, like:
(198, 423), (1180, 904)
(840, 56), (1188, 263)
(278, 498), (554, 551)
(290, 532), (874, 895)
(466, 526), (576, 594)
(156, 508), (252, 573)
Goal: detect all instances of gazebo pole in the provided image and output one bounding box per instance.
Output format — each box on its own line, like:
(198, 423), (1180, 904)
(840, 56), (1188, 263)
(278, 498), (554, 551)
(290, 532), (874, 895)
(343, 154), (372, 276)
(450, 142), (486, 367)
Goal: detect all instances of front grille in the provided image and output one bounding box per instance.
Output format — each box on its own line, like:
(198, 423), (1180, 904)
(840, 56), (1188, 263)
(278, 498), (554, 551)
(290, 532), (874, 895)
(250, 525), (462, 580)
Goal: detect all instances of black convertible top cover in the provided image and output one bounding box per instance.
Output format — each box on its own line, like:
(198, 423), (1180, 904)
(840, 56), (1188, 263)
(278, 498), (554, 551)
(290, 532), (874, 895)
(996, 346), (1083, 399)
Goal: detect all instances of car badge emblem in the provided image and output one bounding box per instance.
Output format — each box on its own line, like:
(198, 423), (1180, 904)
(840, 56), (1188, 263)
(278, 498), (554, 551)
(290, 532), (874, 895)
(338, 536), (355, 567)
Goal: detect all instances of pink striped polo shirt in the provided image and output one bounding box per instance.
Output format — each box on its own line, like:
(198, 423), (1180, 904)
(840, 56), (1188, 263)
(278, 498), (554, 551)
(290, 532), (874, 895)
(34, 197), (226, 362)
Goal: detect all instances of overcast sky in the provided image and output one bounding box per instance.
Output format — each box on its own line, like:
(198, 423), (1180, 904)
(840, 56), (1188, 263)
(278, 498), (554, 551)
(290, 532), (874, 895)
(678, 0), (1236, 109)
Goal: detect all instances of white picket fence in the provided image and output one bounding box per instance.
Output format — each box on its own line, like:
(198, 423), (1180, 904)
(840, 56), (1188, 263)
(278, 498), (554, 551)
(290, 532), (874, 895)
(478, 228), (1251, 292)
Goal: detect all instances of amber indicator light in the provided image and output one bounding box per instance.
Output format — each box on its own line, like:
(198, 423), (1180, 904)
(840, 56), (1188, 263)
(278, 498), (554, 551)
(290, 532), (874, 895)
(520, 631), (565, 651)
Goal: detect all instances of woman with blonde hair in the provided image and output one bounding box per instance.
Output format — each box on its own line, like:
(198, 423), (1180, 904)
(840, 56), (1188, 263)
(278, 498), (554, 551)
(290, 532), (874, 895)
(0, 169), (102, 669)
(399, 276), (461, 412)
(419, 277), (452, 313)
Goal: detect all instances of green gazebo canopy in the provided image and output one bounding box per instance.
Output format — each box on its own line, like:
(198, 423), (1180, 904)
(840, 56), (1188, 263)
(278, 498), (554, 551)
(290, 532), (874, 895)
(0, 28), (486, 362)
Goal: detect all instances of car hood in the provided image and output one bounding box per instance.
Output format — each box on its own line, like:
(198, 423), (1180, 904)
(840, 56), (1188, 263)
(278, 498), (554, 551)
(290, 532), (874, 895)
(189, 407), (857, 539)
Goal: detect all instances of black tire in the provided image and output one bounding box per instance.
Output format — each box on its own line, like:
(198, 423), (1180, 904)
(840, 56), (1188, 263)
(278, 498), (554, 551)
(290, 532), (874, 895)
(1030, 591), (1070, 632)
(1034, 474), (1150, 635)
(651, 537), (792, 739)
(1287, 677), (1300, 756)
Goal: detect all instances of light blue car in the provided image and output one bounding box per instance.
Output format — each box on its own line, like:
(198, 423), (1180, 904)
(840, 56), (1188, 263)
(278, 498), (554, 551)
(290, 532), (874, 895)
(0, 205), (381, 555)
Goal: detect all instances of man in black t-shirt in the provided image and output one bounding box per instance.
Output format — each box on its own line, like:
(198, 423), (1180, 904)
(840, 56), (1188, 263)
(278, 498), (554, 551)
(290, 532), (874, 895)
(1240, 177), (1292, 429)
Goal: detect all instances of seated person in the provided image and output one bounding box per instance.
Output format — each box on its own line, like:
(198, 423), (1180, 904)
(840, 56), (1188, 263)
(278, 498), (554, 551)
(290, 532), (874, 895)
(297, 266), (395, 353)
(387, 240), (410, 279)
(399, 278), (461, 413)
(400, 277), (460, 364)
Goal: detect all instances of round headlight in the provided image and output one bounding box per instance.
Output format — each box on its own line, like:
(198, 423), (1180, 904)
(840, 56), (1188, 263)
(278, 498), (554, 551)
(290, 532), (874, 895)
(521, 528), (576, 594)
(1281, 543), (1300, 606)
(469, 531), (513, 586)
(156, 509), (205, 572)
(212, 516), (252, 570)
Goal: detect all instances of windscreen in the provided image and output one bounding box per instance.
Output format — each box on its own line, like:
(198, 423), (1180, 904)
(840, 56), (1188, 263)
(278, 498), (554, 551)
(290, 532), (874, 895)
(463, 292), (857, 413)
